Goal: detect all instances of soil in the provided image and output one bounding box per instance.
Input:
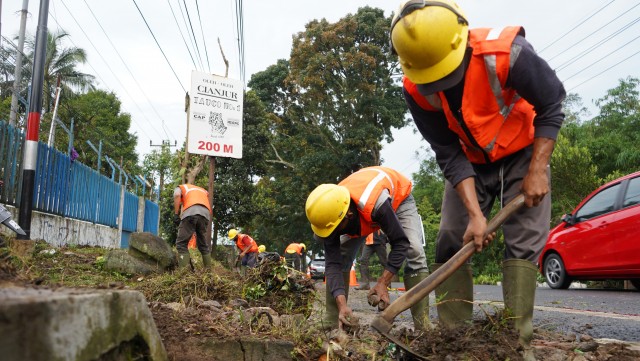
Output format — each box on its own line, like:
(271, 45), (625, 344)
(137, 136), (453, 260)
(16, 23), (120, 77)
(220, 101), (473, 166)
(2, 241), (639, 361)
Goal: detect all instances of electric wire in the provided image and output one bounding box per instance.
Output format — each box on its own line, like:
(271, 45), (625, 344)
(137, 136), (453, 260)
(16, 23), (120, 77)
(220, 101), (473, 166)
(568, 49), (640, 92)
(195, 0), (211, 73)
(49, 9), (158, 141)
(131, 0), (187, 92)
(562, 34), (640, 82)
(80, 0), (174, 140)
(167, 0), (198, 71)
(555, 16), (640, 72)
(548, 5), (640, 64)
(181, 0), (205, 71)
(539, 0), (617, 54)
(177, 0), (203, 70)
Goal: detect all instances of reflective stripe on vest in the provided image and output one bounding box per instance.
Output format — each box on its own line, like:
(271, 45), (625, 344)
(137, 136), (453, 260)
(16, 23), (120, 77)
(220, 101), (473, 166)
(404, 26), (535, 164)
(339, 166), (412, 236)
(179, 184), (212, 213)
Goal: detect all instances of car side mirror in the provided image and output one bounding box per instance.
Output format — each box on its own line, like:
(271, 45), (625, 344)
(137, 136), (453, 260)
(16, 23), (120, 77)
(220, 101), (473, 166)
(561, 213), (574, 226)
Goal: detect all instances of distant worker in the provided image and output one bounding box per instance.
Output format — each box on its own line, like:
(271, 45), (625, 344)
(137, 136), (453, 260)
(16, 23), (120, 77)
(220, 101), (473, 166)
(355, 230), (389, 291)
(174, 184), (212, 268)
(229, 229), (259, 268)
(306, 166), (430, 331)
(284, 243), (307, 272)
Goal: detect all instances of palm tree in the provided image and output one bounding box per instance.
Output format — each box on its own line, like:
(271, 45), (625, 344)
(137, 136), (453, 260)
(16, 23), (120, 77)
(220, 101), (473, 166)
(26, 29), (95, 112)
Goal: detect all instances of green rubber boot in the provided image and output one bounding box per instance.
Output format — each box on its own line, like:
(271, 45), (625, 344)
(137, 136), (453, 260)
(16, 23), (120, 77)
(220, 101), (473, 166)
(433, 263), (473, 328)
(403, 272), (431, 330)
(503, 259), (538, 361)
(201, 253), (212, 268)
(178, 252), (191, 268)
(320, 272), (351, 330)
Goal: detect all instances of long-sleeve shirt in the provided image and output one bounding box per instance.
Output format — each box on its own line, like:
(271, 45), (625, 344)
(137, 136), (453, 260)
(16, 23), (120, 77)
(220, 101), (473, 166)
(317, 194), (409, 298)
(404, 35), (566, 187)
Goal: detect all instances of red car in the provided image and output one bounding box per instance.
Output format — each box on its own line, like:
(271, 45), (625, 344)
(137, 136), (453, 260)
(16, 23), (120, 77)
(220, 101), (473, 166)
(539, 171), (640, 290)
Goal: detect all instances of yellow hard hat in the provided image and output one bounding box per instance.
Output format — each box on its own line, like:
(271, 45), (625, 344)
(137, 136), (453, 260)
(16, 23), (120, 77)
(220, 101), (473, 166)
(299, 243), (306, 252)
(258, 245), (266, 253)
(390, 0), (469, 89)
(305, 184), (351, 238)
(228, 228), (238, 240)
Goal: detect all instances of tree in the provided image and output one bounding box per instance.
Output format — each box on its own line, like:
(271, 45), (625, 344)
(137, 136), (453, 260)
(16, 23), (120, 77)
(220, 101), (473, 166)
(51, 90), (139, 175)
(25, 30), (95, 112)
(248, 7), (408, 254)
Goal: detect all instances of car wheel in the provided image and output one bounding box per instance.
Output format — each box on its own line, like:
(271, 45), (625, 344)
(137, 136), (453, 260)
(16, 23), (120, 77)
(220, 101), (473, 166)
(630, 279), (640, 291)
(543, 254), (572, 289)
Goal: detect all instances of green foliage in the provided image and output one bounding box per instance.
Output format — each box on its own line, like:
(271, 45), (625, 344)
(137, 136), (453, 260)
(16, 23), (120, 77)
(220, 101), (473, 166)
(243, 284), (267, 300)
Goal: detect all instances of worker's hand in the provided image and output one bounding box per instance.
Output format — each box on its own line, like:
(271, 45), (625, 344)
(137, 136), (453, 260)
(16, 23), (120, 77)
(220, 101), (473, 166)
(522, 167), (550, 207)
(173, 214), (181, 226)
(336, 297), (357, 329)
(368, 281), (391, 311)
(463, 215), (493, 253)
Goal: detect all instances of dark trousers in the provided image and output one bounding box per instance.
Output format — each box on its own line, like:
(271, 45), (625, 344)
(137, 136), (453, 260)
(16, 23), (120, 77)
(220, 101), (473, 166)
(242, 252), (258, 268)
(176, 215), (209, 255)
(284, 253), (302, 271)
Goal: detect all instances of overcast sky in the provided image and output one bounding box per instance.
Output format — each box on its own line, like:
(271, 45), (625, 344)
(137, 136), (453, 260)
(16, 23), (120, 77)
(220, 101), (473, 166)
(2, 0), (638, 179)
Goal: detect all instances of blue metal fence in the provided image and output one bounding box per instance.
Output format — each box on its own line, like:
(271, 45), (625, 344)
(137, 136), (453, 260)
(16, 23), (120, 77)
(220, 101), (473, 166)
(0, 120), (158, 237)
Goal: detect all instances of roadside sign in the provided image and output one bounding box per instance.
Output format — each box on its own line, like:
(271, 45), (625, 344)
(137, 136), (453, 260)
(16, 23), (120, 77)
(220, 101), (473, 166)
(188, 71), (244, 158)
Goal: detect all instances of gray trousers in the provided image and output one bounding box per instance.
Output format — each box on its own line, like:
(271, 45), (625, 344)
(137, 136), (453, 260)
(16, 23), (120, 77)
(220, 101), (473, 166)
(339, 194), (429, 274)
(436, 146), (551, 264)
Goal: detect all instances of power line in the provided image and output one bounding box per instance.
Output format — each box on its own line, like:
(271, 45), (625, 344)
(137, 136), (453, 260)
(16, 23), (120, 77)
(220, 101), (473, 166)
(555, 16), (640, 73)
(567, 49), (640, 92)
(80, 0), (174, 140)
(177, 0), (203, 70)
(182, 0), (205, 72)
(49, 8), (158, 141)
(539, 0), (617, 54)
(195, 0), (211, 73)
(131, 0), (187, 92)
(548, 6), (640, 64)
(166, 0), (198, 70)
(562, 34), (640, 82)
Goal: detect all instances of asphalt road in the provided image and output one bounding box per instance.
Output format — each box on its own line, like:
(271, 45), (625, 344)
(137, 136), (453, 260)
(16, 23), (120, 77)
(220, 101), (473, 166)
(316, 280), (640, 343)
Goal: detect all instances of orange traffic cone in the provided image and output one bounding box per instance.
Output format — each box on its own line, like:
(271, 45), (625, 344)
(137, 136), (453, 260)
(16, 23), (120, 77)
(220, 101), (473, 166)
(349, 261), (359, 287)
(306, 267), (311, 279)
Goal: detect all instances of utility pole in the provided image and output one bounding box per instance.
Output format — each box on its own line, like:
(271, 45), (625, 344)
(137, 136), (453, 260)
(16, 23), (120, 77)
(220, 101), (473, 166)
(9, 0), (29, 127)
(150, 140), (176, 198)
(17, 0), (49, 240)
(47, 75), (62, 146)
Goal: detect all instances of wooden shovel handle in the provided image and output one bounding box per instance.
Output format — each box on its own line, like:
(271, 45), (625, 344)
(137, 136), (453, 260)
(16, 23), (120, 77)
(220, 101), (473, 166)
(378, 194), (526, 322)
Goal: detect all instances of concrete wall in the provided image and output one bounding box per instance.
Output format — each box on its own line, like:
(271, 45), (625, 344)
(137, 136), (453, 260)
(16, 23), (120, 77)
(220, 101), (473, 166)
(2, 205), (120, 248)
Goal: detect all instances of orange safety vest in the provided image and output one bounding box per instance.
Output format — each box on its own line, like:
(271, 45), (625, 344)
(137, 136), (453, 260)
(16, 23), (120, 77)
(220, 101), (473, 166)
(285, 243), (303, 255)
(338, 166), (412, 236)
(179, 184), (212, 213)
(403, 26), (536, 164)
(236, 234), (258, 253)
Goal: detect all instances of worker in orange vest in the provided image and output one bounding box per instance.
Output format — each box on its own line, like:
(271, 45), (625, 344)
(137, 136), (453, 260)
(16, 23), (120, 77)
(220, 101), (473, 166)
(228, 229), (259, 268)
(174, 184), (212, 268)
(306, 166), (429, 331)
(284, 243), (307, 272)
(391, 1), (565, 358)
(354, 230), (388, 291)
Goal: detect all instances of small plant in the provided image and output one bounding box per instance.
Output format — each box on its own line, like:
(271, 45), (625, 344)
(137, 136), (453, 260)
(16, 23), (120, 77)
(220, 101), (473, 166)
(244, 284), (266, 300)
